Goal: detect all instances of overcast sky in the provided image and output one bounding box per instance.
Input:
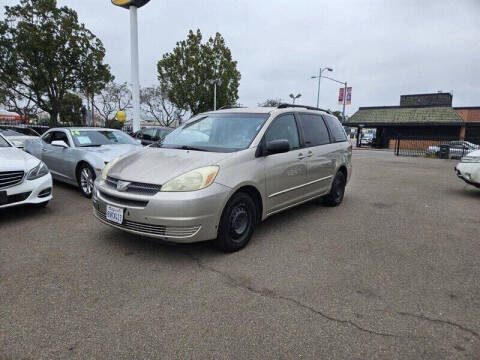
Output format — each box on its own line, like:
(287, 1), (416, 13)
(1, 0), (479, 115)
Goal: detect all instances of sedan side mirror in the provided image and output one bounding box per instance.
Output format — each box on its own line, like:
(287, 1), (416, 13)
(12, 140), (23, 148)
(51, 140), (69, 148)
(266, 139), (290, 155)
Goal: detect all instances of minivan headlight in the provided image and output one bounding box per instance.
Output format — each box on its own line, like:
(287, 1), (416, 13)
(101, 157), (120, 180)
(162, 166), (219, 192)
(27, 161), (49, 180)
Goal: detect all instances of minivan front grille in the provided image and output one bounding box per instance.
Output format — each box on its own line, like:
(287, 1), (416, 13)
(0, 171), (24, 189)
(98, 190), (149, 208)
(106, 176), (162, 195)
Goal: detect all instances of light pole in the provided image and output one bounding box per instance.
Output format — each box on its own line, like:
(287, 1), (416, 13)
(321, 74), (348, 122)
(289, 93), (301, 104)
(311, 67), (332, 108)
(209, 79), (222, 110)
(111, 0), (151, 132)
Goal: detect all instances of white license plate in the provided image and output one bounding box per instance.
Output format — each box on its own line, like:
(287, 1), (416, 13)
(106, 205), (124, 224)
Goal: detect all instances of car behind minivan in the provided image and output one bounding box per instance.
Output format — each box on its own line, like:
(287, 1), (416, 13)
(92, 105), (352, 251)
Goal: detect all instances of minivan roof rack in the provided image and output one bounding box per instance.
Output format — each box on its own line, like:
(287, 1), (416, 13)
(217, 105), (245, 110)
(277, 103), (332, 114)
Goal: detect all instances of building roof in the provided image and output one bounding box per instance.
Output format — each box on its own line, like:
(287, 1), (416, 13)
(346, 106), (465, 126)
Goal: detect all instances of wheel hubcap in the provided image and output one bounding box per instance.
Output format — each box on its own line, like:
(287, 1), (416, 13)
(229, 203), (249, 241)
(80, 168), (94, 195)
(334, 178), (345, 201)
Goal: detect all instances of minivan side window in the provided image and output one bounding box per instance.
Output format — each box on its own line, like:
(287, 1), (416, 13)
(265, 114), (300, 150)
(297, 114), (330, 146)
(324, 115), (347, 142)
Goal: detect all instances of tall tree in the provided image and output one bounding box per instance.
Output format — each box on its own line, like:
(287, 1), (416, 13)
(259, 98), (282, 107)
(157, 29), (241, 114)
(0, 0), (112, 126)
(94, 81), (131, 125)
(59, 92), (84, 125)
(140, 86), (184, 127)
(0, 84), (38, 123)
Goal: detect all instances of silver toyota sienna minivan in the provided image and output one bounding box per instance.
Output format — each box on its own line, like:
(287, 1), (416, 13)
(93, 104), (352, 251)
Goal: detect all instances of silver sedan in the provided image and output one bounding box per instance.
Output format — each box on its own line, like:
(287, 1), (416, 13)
(24, 128), (141, 197)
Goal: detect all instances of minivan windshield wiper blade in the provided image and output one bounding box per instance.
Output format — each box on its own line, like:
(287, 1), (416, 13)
(178, 145), (209, 152)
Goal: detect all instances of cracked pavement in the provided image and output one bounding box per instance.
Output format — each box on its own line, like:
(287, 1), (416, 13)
(1, 151), (480, 359)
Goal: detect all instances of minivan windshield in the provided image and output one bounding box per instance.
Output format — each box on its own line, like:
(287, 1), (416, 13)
(160, 113), (269, 152)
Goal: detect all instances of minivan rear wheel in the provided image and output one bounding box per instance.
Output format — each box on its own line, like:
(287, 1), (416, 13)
(322, 171), (346, 207)
(214, 192), (257, 252)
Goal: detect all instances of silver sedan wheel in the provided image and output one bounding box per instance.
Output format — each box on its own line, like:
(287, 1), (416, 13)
(80, 167), (94, 196)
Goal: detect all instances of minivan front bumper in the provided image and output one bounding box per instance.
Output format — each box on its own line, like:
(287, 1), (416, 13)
(92, 178), (231, 243)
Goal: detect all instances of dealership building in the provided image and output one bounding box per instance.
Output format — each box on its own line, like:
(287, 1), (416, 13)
(345, 93), (480, 148)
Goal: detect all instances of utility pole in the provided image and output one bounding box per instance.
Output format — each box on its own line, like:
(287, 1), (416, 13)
(129, 6), (140, 132)
(111, 0), (151, 132)
(311, 67), (332, 108)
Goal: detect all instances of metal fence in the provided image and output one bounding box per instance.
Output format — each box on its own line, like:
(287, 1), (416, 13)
(393, 137), (480, 159)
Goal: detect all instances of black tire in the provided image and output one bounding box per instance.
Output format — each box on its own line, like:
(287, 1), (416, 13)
(33, 201), (49, 208)
(214, 192), (257, 252)
(322, 171), (346, 207)
(77, 163), (96, 198)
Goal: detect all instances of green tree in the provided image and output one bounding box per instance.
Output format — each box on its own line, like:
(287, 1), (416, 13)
(157, 29), (241, 114)
(94, 81), (131, 125)
(259, 98), (282, 107)
(0, 0), (112, 126)
(59, 92), (84, 125)
(140, 86), (185, 127)
(332, 110), (345, 123)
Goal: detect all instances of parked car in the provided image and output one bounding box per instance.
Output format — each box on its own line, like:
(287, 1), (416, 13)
(360, 133), (374, 146)
(93, 105), (352, 252)
(133, 127), (174, 146)
(0, 133), (52, 209)
(455, 150), (480, 188)
(427, 141), (479, 159)
(24, 128), (141, 198)
(0, 127), (40, 149)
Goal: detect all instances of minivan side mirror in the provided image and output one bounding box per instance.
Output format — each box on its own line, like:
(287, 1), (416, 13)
(266, 139), (290, 155)
(51, 140), (69, 148)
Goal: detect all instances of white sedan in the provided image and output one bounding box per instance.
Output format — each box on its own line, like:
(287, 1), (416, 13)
(455, 150), (480, 188)
(0, 133), (52, 209)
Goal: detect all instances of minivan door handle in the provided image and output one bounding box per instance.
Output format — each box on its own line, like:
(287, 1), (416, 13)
(297, 153), (306, 160)
(306, 151), (313, 158)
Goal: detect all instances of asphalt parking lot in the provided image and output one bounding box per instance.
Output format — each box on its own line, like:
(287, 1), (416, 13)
(1, 151), (479, 360)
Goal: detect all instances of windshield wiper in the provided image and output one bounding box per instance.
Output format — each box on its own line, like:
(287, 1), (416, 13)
(178, 145), (209, 152)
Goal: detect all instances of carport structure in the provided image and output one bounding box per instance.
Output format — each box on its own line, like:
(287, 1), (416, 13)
(346, 105), (465, 149)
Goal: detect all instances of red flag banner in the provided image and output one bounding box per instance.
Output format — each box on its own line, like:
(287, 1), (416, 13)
(346, 87), (352, 105)
(338, 88), (344, 105)
(339, 87), (352, 105)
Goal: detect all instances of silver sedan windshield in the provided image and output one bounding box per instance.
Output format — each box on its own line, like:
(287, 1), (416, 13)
(70, 130), (137, 147)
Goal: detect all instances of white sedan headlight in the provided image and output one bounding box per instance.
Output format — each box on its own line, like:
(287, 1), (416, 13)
(162, 166), (219, 192)
(27, 161), (49, 180)
(101, 157), (120, 180)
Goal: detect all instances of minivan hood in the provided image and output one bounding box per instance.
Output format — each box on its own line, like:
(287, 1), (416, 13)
(0, 147), (40, 172)
(108, 147), (236, 185)
(82, 144), (141, 162)
(108, 148), (233, 185)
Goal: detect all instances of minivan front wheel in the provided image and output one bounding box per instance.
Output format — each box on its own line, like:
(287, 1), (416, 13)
(214, 192), (257, 252)
(322, 171), (346, 207)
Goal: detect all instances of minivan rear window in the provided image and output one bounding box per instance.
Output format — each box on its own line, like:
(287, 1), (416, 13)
(297, 114), (330, 147)
(323, 115), (347, 142)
